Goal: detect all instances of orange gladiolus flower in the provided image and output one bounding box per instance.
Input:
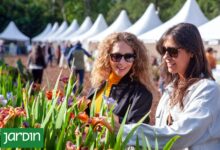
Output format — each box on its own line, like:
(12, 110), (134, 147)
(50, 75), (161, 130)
(91, 117), (113, 133)
(46, 91), (52, 100)
(0, 121), (4, 128)
(0, 107), (26, 128)
(77, 112), (89, 123)
(78, 112), (113, 133)
(46, 90), (64, 100)
(14, 107), (26, 117)
(70, 112), (75, 119)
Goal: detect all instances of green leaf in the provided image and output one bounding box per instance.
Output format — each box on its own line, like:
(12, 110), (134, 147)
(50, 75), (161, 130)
(89, 89), (98, 117)
(54, 69), (63, 91)
(141, 133), (150, 150)
(155, 135), (159, 150)
(135, 135), (140, 150)
(55, 72), (75, 129)
(114, 106), (130, 149)
(41, 95), (59, 128)
(84, 126), (94, 146)
(163, 135), (181, 150)
(56, 105), (76, 150)
(122, 111), (150, 148)
(145, 136), (151, 150)
(16, 74), (23, 106)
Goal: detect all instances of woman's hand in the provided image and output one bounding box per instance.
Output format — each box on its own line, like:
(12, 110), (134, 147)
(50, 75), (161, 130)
(113, 114), (121, 134)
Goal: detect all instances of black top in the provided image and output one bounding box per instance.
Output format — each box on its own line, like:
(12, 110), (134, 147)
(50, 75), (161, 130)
(87, 74), (153, 124)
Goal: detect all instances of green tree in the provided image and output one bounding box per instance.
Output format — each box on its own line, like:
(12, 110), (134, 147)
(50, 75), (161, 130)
(64, 0), (85, 24)
(198, 0), (220, 19)
(157, 0), (184, 22)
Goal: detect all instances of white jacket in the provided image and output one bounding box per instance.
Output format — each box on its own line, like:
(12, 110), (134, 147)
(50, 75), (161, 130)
(123, 79), (220, 150)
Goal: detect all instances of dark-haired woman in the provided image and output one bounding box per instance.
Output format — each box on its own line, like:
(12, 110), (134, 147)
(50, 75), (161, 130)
(121, 23), (220, 149)
(27, 45), (46, 84)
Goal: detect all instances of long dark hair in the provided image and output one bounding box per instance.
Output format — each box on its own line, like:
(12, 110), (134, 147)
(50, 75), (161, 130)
(156, 23), (214, 109)
(31, 45), (45, 67)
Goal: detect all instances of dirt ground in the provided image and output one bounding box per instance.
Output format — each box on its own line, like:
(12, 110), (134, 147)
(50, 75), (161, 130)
(3, 55), (159, 124)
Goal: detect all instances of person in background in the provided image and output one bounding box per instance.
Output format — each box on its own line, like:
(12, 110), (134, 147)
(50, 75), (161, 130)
(27, 45), (46, 84)
(59, 42), (69, 68)
(87, 32), (158, 124)
(67, 41), (93, 93)
(55, 44), (61, 66)
(120, 23), (220, 149)
(0, 42), (4, 60)
(151, 56), (160, 88)
(9, 42), (17, 56)
(206, 47), (217, 70)
(47, 43), (53, 67)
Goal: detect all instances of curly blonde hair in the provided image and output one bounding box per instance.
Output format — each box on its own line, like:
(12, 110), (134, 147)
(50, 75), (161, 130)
(91, 32), (157, 95)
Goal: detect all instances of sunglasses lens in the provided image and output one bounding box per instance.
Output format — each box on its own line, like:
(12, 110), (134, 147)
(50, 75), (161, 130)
(110, 53), (136, 62)
(161, 47), (179, 58)
(168, 47), (178, 57)
(110, 54), (122, 62)
(124, 54), (135, 62)
(161, 47), (167, 55)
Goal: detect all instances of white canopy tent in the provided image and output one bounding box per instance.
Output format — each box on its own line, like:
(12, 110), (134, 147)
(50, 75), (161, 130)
(71, 14), (108, 43)
(126, 3), (162, 35)
(139, 0), (208, 42)
(48, 21), (68, 42)
(32, 23), (52, 42)
(65, 17), (93, 42)
(88, 10), (132, 42)
(56, 19), (79, 41)
(40, 22), (59, 42)
(199, 15), (220, 41)
(0, 21), (29, 41)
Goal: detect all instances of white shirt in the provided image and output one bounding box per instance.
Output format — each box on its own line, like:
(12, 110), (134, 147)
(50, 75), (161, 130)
(123, 79), (220, 150)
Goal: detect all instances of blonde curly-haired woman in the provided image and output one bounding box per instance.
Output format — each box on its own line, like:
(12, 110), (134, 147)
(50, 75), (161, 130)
(87, 32), (158, 124)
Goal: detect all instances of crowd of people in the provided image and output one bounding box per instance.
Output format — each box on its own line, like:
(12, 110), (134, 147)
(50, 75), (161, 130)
(26, 41), (94, 91)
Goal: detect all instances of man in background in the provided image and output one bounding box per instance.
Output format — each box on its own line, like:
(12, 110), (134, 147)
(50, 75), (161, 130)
(206, 47), (217, 70)
(67, 41), (93, 93)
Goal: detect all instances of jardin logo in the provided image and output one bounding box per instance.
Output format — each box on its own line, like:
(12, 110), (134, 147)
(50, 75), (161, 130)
(0, 128), (43, 148)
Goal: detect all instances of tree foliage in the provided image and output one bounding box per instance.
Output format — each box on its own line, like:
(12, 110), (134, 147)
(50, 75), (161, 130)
(0, 0), (219, 38)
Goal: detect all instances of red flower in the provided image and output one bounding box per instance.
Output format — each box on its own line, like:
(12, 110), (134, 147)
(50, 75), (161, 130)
(46, 91), (52, 100)
(70, 112), (75, 119)
(77, 112), (113, 133)
(77, 112), (89, 123)
(69, 112), (75, 122)
(46, 90), (64, 100)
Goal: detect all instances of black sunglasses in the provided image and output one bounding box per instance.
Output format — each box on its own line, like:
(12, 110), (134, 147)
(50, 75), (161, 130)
(109, 53), (136, 63)
(161, 46), (181, 58)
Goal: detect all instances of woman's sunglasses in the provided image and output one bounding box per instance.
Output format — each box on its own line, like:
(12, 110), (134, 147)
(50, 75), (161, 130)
(161, 46), (181, 58)
(109, 53), (136, 63)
